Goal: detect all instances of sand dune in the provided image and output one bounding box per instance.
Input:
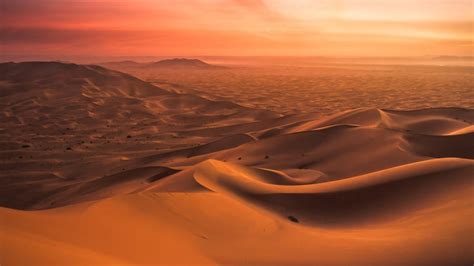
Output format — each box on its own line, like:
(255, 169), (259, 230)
(194, 158), (473, 225)
(1, 62), (473, 265)
(0, 61), (277, 209)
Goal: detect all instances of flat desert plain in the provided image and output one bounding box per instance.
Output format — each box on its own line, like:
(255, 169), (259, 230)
(1, 61), (473, 265)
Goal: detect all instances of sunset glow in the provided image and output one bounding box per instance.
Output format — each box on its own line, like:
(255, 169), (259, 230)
(1, 1), (474, 265)
(2, 0), (472, 58)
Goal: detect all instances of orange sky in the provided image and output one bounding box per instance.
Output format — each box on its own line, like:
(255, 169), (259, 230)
(1, 0), (473, 58)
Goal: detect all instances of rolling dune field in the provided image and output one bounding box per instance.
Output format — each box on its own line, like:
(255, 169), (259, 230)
(1, 61), (473, 265)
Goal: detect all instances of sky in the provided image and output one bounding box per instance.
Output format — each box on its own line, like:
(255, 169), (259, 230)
(1, 0), (473, 59)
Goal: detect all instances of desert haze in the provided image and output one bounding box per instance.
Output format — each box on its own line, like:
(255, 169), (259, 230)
(1, 0), (474, 265)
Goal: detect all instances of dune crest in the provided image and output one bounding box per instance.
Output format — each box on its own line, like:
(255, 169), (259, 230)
(193, 158), (473, 226)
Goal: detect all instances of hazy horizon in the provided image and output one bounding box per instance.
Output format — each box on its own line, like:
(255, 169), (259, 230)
(2, 54), (473, 67)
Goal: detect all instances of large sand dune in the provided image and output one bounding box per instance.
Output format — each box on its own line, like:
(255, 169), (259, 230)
(1, 62), (473, 265)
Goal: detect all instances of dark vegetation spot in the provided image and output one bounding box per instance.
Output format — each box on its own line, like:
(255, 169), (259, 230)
(238, 157), (242, 160)
(66, 147), (72, 150)
(127, 135), (132, 138)
(264, 155), (269, 159)
(19, 156), (23, 159)
(287, 216), (299, 223)
(22, 144), (30, 148)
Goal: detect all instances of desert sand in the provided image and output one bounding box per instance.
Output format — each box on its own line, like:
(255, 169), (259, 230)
(101, 60), (474, 115)
(1, 61), (473, 265)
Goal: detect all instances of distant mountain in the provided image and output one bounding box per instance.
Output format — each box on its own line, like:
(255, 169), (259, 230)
(149, 58), (223, 69)
(101, 58), (226, 70)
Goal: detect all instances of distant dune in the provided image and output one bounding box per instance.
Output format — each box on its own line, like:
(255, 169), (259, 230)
(0, 62), (473, 265)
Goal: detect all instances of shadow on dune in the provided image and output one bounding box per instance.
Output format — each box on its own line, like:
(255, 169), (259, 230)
(194, 158), (473, 227)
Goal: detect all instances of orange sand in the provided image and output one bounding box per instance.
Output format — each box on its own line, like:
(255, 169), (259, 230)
(1, 62), (473, 265)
